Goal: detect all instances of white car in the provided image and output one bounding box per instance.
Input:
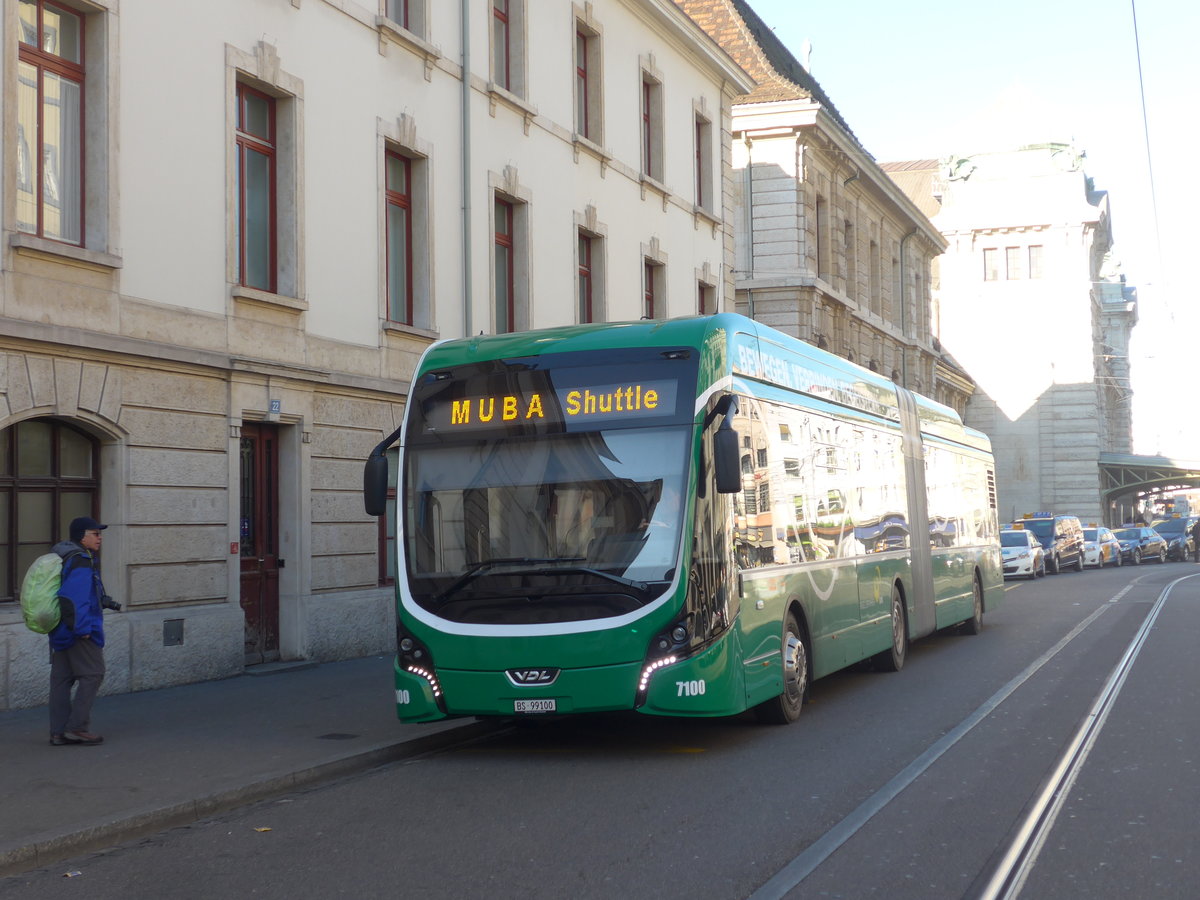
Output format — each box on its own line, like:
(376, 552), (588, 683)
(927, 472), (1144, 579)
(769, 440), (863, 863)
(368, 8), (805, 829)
(1001, 528), (1046, 579)
(1082, 526), (1123, 568)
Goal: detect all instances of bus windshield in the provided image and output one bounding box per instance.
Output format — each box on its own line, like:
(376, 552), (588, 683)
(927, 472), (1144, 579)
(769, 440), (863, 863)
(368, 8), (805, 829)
(404, 425), (690, 624)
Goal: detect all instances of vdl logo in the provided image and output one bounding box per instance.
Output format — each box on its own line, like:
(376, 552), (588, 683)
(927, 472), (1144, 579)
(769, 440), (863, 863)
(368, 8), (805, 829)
(506, 668), (560, 686)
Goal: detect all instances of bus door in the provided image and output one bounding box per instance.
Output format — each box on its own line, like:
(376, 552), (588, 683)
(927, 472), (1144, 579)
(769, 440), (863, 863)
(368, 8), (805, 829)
(895, 390), (935, 638)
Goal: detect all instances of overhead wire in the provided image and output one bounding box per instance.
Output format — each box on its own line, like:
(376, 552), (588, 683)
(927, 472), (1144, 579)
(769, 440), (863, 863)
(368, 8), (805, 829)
(1130, 0), (1167, 321)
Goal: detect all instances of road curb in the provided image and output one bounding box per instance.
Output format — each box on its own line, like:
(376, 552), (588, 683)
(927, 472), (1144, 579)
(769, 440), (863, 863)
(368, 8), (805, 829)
(0, 720), (499, 878)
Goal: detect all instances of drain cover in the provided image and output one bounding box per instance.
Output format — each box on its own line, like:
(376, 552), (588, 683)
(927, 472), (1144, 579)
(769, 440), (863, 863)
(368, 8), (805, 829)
(316, 733), (359, 740)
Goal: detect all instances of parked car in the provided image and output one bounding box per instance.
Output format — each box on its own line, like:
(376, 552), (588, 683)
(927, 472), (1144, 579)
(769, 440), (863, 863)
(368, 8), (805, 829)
(1112, 526), (1168, 564)
(1150, 515), (1199, 561)
(1082, 526), (1122, 568)
(1001, 528), (1046, 579)
(1013, 514), (1085, 574)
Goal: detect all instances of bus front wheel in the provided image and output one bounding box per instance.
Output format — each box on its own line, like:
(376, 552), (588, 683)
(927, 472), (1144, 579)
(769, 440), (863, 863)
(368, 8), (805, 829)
(962, 577), (984, 635)
(875, 585), (908, 672)
(754, 610), (808, 725)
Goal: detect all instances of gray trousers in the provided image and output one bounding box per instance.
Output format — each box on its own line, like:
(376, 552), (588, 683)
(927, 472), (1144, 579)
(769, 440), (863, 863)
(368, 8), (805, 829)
(49, 638), (106, 735)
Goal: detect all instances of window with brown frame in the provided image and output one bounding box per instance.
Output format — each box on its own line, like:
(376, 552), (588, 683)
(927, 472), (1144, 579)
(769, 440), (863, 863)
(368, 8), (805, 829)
(0, 419), (99, 604)
(492, 0), (511, 91)
(384, 0), (426, 35)
(643, 259), (664, 319)
(385, 151), (414, 324)
(236, 83), (277, 292)
(386, 0), (408, 29)
(694, 113), (713, 211)
(495, 197), (515, 332)
(574, 22), (602, 142)
(16, 0), (85, 245)
(641, 74), (663, 182)
(698, 282), (715, 316)
(578, 232), (594, 323)
(575, 29), (589, 138)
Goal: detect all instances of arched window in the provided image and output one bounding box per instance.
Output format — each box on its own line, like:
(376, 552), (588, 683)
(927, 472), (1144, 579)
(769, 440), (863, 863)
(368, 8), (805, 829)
(1, 418), (100, 603)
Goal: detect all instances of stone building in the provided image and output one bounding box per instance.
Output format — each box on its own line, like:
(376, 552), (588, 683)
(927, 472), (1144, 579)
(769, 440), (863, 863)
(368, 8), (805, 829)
(677, 0), (974, 415)
(0, 0), (752, 709)
(896, 144), (1138, 523)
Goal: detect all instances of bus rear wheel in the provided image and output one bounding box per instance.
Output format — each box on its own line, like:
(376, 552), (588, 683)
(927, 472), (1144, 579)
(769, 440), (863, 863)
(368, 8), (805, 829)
(875, 585), (908, 672)
(754, 610), (808, 725)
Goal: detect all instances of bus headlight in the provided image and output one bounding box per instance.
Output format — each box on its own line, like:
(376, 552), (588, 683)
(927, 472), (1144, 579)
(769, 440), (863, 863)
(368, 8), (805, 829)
(636, 618), (691, 705)
(638, 655), (678, 694)
(396, 624), (444, 706)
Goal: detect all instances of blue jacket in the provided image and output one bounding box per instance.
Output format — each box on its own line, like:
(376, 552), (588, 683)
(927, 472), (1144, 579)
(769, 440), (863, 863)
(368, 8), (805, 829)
(49, 541), (106, 651)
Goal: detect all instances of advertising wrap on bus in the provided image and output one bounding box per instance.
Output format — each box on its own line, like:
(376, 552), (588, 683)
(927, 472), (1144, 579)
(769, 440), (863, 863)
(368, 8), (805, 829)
(364, 314), (1003, 727)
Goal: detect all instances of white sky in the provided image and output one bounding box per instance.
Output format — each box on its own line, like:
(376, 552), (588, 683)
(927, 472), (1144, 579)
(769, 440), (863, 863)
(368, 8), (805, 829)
(742, 0), (1197, 459)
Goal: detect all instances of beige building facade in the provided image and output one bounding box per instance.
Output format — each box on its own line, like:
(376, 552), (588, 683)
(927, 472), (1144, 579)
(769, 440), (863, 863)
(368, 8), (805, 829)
(0, 0), (752, 709)
(925, 143), (1138, 524)
(678, 0), (973, 415)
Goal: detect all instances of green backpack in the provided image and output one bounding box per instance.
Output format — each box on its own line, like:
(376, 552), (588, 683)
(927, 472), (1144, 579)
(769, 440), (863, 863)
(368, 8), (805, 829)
(20, 552), (74, 634)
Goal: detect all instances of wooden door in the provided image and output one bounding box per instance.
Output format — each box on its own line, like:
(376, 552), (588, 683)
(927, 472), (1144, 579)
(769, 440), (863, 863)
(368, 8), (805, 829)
(239, 423), (280, 664)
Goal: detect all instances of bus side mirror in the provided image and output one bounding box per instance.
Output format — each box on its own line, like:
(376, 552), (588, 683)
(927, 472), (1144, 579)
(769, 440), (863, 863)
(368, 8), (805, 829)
(363, 454), (389, 517)
(713, 426), (741, 494)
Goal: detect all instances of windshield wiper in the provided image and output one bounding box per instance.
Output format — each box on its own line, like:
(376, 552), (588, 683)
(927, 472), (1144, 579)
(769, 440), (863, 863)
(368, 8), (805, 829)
(523, 565), (650, 593)
(432, 557), (586, 605)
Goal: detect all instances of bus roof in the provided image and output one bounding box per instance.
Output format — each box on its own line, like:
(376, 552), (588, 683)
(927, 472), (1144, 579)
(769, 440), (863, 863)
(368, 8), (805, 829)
(415, 314), (986, 450)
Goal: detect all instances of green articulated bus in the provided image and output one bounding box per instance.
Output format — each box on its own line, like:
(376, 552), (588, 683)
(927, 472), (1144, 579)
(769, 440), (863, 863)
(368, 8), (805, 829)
(363, 313), (1003, 725)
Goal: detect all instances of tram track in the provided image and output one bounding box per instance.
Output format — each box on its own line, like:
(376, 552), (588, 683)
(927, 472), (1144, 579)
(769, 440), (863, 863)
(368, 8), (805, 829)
(976, 572), (1200, 900)
(747, 572), (1189, 900)
(747, 605), (1112, 899)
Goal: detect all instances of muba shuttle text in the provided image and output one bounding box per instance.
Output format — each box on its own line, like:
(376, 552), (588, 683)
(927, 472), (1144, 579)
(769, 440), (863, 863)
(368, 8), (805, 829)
(448, 382), (667, 425)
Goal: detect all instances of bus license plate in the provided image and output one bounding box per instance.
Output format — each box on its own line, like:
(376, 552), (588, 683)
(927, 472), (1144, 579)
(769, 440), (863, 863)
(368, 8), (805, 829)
(514, 699), (556, 714)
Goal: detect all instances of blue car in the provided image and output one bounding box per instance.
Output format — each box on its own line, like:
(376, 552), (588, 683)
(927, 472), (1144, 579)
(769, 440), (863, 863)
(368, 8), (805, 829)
(1112, 526), (1168, 565)
(1150, 516), (1199, 561)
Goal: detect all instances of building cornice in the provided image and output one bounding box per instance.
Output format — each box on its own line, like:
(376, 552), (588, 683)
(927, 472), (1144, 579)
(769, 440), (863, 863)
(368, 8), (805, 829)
(732, 101), (947, 251)
(0, 317), (408, 400)
(625, 0), (756, 94)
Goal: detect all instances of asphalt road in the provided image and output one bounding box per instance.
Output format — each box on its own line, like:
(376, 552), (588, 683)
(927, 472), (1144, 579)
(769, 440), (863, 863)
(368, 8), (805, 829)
(4, 560), (1197, 900)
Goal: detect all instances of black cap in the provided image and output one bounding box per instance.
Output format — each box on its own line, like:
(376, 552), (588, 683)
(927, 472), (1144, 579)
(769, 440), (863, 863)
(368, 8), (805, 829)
(70, 516), (108, 542)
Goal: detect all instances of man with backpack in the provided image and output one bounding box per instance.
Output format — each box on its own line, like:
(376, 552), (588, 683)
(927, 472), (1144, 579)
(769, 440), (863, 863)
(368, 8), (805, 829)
(48, 516), (118, 746)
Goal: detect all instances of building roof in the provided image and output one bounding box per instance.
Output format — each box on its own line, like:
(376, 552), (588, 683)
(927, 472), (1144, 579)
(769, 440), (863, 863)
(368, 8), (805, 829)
(675, 0), (862, 149)
(879, 160), (943, 220)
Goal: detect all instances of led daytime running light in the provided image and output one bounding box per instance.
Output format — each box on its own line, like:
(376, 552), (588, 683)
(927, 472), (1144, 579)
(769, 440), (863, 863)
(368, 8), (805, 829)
(406, 664), (443, 699)
(638, 655), (678, 693)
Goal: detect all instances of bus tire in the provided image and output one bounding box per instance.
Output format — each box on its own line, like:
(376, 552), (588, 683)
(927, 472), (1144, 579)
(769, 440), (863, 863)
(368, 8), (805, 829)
(962, 576), (984, 635)
(875, 585), (908, 672)
(754, 610), (808, 725)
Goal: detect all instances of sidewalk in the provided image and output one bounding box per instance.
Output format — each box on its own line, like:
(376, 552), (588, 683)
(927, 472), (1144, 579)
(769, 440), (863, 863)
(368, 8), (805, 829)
(0, 654), (493, 876)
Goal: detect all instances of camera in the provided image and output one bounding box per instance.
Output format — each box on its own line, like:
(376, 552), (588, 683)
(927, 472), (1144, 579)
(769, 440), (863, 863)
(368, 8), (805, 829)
(101, 594), (121, 612)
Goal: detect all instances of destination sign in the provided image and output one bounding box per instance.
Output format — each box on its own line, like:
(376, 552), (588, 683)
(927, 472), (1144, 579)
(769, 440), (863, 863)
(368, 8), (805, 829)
(425, 379), (679, 431)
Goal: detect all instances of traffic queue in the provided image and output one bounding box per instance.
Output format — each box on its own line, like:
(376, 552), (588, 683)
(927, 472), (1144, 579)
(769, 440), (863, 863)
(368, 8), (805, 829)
(1001, 511), (1200, 580)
